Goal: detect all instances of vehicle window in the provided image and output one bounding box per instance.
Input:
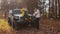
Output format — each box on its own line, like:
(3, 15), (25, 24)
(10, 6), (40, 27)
(12, 10), (22, 14)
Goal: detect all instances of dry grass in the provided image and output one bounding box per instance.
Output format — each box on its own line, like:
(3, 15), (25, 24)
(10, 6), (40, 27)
(0, 19), (12, 34)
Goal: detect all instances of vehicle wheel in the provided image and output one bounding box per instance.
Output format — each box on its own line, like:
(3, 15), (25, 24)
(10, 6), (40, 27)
(8, 18), (12, 26)
(12, 22), (15, 28)
(13, 22), (19, 30)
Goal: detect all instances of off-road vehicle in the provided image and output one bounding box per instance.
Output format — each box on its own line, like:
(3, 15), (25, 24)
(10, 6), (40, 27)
(8, 9), (39, 29)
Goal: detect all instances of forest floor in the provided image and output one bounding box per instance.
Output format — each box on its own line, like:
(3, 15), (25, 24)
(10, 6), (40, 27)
(0, 18), (60, 34)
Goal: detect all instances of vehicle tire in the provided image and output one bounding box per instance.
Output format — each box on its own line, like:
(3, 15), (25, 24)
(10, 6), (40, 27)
(13, 23), (16, 29)
(8, 18), (12, 26)
(13, 22), (19, 30)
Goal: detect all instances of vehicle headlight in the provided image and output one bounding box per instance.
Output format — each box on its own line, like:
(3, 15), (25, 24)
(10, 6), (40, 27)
(14, 16), (19, 19)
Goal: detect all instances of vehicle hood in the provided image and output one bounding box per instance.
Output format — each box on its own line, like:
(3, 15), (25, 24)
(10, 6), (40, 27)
(14, 14), (22, 17)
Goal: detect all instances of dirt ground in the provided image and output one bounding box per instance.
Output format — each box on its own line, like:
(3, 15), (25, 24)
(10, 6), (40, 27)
(0, 17), (60, 34)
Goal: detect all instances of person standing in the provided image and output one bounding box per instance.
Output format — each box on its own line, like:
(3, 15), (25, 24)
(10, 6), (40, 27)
(33, 8), (40, 29)
(21, 7), (28, 17)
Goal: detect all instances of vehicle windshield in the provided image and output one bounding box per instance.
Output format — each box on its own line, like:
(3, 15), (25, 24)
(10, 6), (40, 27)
(12, 10), (22, 14)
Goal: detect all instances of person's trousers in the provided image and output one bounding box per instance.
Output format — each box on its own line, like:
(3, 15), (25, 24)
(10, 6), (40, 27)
(36, 18), (40, 23)
(36, 18), (40, 28)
